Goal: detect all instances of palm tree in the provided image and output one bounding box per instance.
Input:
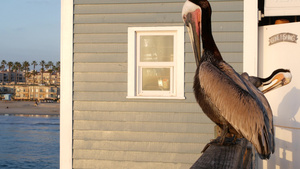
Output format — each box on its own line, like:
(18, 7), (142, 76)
(7, 61), (13, 83)
(56, 61), (60, 73)
(48, 69), (53, 85)
(23, 61), (30, 84)
(40, 60), (45, 84)
(31, 70), (38, 84)
(47, 61), (54, 70)
(1, 60), (6, 84)
(14, 62), (21, 84)
(1, 60), (6, 70)
(31, 61), (38, 84)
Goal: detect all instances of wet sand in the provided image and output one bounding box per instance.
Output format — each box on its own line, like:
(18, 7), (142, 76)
(0, 101), (60, 116)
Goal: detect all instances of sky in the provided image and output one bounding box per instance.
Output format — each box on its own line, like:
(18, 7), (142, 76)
(0, 0), (60, 70)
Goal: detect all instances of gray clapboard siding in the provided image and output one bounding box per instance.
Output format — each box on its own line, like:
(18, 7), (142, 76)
(74, 3), (183, 14)
(74, 0), (187, 4)
(73, 91), (197, 102)
(74, 23), (181, 34)
(74, 43), (127, 53)
(74, 32), (242, 43)
(73, 160), (192, 169)
(74, 72), (127, 82)
(74, 81), (195, 93)
(74, 92), (197, 102)
(74, 0), (242, 4)
(74, 42), (241, 53)
(74, 53), (127, 63)
(72, 0), (244, 168)
(73, 120), (214, 133)
(74, 82), (127, 92)
(73, 140), (205, 154)
(74, 63), (127, 72)
(73, 130), (213, 144)
(73, 111), (210, 123)
(74, 12), (242, 24)
(74, 2), (242, 14)
(74, 34), (127, 43)
(74, 101), (202, 113)
(74, 22), (243, 34)
(73, 149), (200, 164)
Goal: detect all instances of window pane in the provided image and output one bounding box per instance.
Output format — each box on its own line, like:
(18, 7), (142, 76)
(140, 35), (173, 62)
(142, 68), (170, 91)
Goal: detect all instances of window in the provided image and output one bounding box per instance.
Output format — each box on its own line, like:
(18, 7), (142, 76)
(127, 27), (185, 99)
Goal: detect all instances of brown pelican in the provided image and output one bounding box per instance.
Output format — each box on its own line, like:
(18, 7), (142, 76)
(243, 69), (291, 94)
(182, 0), (284, 159)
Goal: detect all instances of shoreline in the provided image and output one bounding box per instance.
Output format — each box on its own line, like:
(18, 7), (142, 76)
(0, 101), (60, 117)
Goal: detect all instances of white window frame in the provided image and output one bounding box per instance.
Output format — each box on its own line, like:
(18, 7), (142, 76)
(127, 26), (185, 99)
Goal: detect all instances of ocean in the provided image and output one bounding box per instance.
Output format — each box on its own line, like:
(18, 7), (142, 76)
(0, 115), (59, 169)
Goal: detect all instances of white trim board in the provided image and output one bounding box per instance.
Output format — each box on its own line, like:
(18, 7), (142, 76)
(243, 0), (259, 76)
(60, 0), (73, 168)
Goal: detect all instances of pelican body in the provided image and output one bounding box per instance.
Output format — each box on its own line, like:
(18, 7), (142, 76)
(182, 0), (278, 159)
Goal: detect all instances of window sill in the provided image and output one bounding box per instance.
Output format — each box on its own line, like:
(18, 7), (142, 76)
(126, 96), (185, 100)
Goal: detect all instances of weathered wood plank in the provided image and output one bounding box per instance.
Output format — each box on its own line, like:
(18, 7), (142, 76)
(73, 130), (214, 143)
(73, 111), (211, 123)
(190, 139), (250, 169)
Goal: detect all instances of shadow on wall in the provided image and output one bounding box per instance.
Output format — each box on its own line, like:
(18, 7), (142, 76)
(262, 87), (300, 169)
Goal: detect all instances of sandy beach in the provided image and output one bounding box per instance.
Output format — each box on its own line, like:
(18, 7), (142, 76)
(0, 101), (60, 116)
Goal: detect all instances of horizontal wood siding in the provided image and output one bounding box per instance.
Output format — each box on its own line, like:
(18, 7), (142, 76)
(73, 0), (243, 168)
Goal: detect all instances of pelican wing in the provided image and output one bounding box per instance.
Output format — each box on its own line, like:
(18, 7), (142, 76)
(199, 61), (274, 159)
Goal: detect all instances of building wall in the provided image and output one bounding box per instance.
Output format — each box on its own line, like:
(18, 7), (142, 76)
(14, 85), (59, 101)
(72, 0), (243, 168)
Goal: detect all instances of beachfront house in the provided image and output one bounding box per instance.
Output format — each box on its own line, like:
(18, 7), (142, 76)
(60, 0), (300, 168)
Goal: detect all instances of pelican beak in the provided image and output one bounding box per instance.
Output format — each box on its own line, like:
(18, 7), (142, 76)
(182, 1), (202, 66)
(261, 72), (292, 94)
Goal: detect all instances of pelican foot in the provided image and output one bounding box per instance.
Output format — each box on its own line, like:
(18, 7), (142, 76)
(201, 135), (237, 153)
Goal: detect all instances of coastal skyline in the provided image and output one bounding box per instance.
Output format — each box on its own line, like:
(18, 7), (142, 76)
(0, 0), (61, 70)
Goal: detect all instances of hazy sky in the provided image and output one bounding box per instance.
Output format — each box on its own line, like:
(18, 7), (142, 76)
(0, 0), (60, 69)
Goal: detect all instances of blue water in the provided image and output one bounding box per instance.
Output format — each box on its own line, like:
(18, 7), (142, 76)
(0, 116), (59, 169)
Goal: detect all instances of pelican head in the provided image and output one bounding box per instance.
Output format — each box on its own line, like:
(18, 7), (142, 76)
(260, 69), (292, 94)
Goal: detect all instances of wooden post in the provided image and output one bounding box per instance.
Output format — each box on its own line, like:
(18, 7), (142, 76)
(190, 138), (252, 169)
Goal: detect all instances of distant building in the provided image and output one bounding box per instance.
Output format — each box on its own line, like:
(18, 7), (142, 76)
(26, 71), (60, 86)
(0, 71), (25, 84)
(14, 85), (60, 101)
(3, 94), (12, 101)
